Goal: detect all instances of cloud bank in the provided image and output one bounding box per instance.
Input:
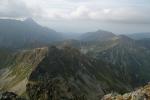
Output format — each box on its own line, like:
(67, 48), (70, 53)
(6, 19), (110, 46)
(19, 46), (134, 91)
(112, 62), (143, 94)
(0, 0), (150, 33)
(0, 0), (149, 24)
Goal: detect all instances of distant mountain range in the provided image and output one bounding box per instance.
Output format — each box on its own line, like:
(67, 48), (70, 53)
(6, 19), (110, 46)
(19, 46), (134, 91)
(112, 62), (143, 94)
(0, 18), (63, 49)
(78, 30), (117, 42)
(0, 18), (150, 100)
(127, 32), (150, 40)
(59, 33), (150, 88)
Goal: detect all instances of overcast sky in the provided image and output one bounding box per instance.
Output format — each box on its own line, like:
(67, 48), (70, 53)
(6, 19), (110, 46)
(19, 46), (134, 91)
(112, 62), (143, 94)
(0, 0), (150, 34)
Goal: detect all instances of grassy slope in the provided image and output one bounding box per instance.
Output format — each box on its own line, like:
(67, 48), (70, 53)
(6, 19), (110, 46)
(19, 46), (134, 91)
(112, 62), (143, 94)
(0, 47), (48, 95)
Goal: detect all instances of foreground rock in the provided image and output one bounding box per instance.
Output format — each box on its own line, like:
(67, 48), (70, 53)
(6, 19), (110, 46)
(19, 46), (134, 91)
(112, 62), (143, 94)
(102, 84), (150, 100)
(0, 91), (26, 100)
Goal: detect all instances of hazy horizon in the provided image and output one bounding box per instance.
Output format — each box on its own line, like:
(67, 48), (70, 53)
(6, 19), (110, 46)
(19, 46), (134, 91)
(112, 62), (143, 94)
(0, 0), (150, 34)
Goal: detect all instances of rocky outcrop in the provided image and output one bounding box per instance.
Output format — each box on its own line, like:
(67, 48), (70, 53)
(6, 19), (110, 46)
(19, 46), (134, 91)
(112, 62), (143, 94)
(102, 83), (150, 100)
(0, 91), (26, 100)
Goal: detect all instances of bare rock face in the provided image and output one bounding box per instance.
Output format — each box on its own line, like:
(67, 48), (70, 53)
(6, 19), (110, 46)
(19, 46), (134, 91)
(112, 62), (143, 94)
(0, 91), (26, 100)
(0, 92), (17, 100)
(102, 83), (150, 100)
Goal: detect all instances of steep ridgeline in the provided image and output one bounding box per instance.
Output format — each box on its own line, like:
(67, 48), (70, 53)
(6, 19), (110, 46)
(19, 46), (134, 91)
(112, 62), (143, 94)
(26, 46), (131, 100)
(57, 32), (150, 89)
(0, 18), (63, 49)
(75, 35), (150, 88)
(0, 46), (132, 100)
(0, 47), (48, 95)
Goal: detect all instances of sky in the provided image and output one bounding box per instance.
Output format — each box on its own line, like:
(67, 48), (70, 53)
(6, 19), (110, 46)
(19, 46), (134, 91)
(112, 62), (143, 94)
(0, 0), (150, 34)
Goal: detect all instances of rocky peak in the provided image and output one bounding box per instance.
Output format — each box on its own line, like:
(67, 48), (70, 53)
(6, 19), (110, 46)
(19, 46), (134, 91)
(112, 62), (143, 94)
(102, 83), (150, 100)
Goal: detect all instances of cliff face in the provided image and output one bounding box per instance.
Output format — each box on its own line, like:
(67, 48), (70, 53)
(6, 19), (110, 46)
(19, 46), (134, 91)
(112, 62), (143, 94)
(102, 83), (150, 100)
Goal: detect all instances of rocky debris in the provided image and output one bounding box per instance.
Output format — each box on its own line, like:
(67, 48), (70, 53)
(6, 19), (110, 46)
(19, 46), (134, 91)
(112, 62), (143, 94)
(26, 77), (87, 100)
(0, 91), (17, 100)
(0, 91), (26, 100)
(102, 84), (150, 100)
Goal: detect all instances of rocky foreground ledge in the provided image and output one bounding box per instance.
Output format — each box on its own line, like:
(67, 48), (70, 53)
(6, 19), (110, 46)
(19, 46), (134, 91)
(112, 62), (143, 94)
(102, 83), (150, 100)
(1, 83), (150, 100)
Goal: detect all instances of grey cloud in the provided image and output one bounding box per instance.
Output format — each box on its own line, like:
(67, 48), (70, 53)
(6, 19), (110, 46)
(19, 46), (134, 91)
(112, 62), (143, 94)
(0, 0), (150, 25)
(0, 0), (31, 18)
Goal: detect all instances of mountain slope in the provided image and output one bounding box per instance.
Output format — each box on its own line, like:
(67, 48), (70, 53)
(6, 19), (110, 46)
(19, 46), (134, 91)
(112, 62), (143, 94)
(0, 46), (132, 99)
(0, 18), (63, 49)
(58, 34), (150, 88)
(27, 46), (133, 100)
(78, 30), (117, 42)
(78, 35), (150, 87)
(0, 47), (48, 95)
(137, 38), (150, 49)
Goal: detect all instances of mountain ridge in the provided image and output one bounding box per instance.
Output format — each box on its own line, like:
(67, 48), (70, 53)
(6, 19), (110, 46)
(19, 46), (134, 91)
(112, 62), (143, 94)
(126, 32), (150, 40)
(78, 30), (117, 42)
(0, 18), (63, 49)
(0, 46), (133, 100)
